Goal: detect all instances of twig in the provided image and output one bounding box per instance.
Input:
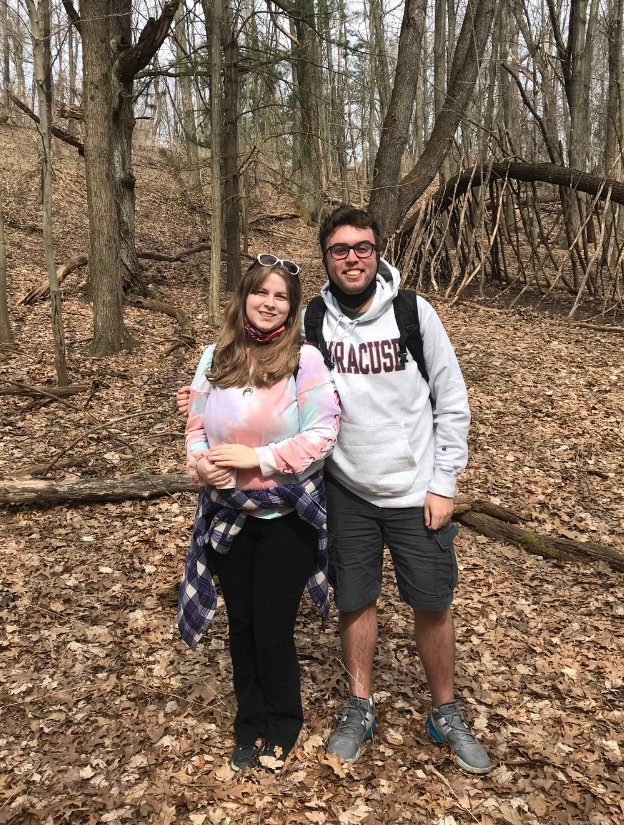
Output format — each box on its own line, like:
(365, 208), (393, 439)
(429, 766), (480, 822)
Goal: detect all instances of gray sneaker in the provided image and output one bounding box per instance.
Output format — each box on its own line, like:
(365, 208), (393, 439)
(326, 695), (376, 763)
(427, 701), (491, 774)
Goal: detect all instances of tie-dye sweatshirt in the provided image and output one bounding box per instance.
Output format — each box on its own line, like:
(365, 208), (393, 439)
(185, 344), (340, 517)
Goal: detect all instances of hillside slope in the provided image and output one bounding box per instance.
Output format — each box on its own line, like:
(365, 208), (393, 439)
(0, 124), (622, 825)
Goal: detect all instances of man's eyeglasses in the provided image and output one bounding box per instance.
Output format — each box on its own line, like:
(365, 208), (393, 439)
(257, 254), (300, 276)
(324, 241), (376, 261)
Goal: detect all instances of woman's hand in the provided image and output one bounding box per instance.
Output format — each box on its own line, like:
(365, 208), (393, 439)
(177, 386), (191, 417)
(207, 443), (260, 470)
(196, 457), (233, 487)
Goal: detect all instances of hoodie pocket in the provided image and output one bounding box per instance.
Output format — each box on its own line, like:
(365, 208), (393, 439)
(333, 422), (418, 497)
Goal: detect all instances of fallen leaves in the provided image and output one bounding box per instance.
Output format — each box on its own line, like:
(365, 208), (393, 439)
(319, 752), (347, 779)
(1, 131), (624, 825)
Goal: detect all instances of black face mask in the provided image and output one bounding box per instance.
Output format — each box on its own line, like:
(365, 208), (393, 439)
(327, 276), (377, 309)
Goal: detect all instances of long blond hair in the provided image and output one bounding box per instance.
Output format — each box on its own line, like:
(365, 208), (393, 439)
(209, 261), (302, 388)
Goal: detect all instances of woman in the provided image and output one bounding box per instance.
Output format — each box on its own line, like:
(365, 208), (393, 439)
(177, 256), (340, 773)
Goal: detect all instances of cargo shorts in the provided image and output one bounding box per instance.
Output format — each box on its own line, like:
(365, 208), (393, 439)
(325, 473), (459, 613)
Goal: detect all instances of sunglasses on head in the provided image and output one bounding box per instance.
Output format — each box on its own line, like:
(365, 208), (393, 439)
(257, 254), (300, 276)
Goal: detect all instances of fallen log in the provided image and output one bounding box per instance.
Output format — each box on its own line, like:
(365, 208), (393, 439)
(453, 496), (524, 523)
(20, 246), (211, 305)
(457, 510), (624, 573)
(57, 101), (84, 121)
(0, 382), (88, 398)
(19, 254), (89, 305)
(137, 242), (211, 262)
(13, 455), (91, 478)
(8, 91), (84, 154)
(0, 474), (198, 505)
(125, 294), (195, 344)
(2, 478), (618, 573)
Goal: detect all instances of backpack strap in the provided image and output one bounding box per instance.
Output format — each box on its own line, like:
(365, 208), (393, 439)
(303, 296), (334, 371)
(393, 289), (430, 385)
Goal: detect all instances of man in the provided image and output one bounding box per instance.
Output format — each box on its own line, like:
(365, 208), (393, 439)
(177, 205), (491, 775)
(308, 205), (490, 774)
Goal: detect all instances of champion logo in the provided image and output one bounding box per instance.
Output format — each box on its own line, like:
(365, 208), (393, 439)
(441, 447), (447, 451)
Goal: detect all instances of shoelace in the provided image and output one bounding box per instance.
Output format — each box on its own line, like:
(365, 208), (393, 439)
(439, 711), (477, 746)
(337, 703), (369, 736)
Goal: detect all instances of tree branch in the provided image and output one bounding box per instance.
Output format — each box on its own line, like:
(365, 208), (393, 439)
(60, 0), (81, 35)
(7, 91), (84, 154)
(115, 1), (180, 83)
(434, 161), (624, 211)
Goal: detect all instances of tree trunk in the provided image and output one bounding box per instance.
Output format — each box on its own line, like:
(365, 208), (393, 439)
(433, 0), (446, 122)
(41, 0), (52, 127)
(175, 2), (202, 193)
(335, 0), (349, 202)
(293, 0), (323, 225)
(605, 0), (623, 175)
(369, 0), (427, 240)
(367, 15), (376, 189)
(109, 0), (148, 296)
(1, 0), (10, 114)
(26, 0), (68, 385)
(208, 0), (223, 323)
(67, 20), (78, 136)
(0, 161), (12, 346)
(79, 0), (134, 357)
(13, 19), (26, 106)
(394, 0), (497, 235)
(223, 2), (241, 291)
(371, 0), (391, 121)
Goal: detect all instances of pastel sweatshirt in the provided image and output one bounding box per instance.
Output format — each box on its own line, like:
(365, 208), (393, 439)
(307, 258), (470, 508)
(185, 344), (340, 515)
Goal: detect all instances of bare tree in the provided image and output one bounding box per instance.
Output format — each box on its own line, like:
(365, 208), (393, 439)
(369, 0), (427, 241)
(26, 0), (68, 383)
(0, 161), (12, 347)
(208, 0), (223, 323)
(175, 1), (201, 192)
(79, 0), (134, 357)
(370, 0), (497, 240)
(223, 0), (241, 289)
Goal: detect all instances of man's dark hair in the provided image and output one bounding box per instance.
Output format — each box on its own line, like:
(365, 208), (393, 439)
(319, 204), (380, 253)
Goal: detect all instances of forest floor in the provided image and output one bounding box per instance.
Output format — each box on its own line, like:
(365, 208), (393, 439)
(0, 123), (623, 825)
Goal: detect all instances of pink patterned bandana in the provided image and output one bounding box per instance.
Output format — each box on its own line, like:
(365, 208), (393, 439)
(244, 315), (286, 344)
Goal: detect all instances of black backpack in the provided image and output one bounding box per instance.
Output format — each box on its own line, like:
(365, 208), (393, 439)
(303, 289), (430, 385)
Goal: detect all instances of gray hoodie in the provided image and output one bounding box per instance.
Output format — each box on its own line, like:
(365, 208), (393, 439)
(314, 258), (470, 508)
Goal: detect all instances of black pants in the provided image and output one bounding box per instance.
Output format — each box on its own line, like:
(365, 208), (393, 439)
(207, 510), (318, 751)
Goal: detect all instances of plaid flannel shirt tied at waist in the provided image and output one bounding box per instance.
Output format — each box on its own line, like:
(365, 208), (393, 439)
(177, 470), (329, 650)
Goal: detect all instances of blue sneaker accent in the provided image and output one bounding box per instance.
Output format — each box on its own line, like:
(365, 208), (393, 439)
(362, 719), (376, 742)
(426, 712), (444, 742)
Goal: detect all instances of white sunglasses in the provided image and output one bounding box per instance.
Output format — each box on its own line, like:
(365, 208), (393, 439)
(257, 254), (300, 276)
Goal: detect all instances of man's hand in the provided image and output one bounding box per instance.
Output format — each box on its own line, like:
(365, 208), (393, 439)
(196, 457), (232, 487)
(177, 386), (191, 417)
(207, 443), (260, 470)
(424, 492), (454, 531)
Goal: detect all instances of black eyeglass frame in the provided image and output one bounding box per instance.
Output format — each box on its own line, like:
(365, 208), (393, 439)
(323, 241), (377, 261)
